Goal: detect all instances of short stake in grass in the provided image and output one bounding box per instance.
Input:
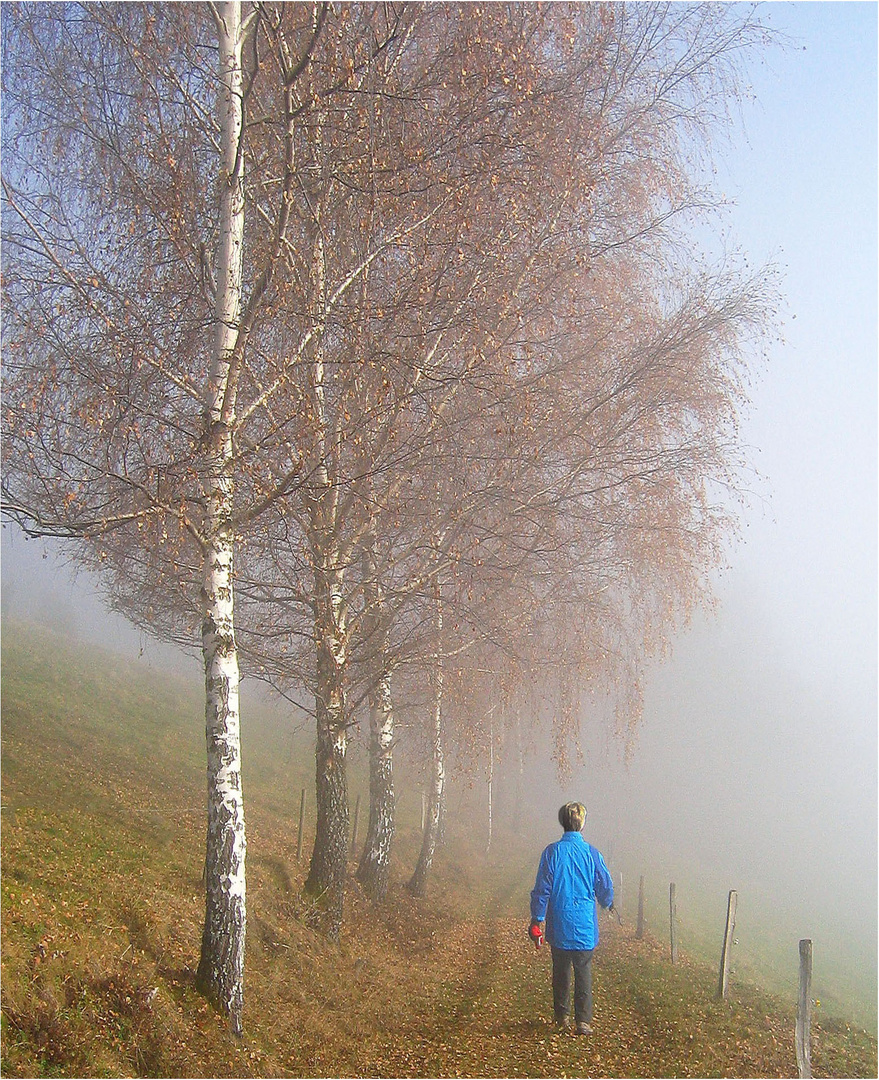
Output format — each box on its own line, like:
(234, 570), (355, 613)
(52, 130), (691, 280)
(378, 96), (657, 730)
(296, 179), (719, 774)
(717, 890), (738, 1000)
(796, 938), (813, 1078)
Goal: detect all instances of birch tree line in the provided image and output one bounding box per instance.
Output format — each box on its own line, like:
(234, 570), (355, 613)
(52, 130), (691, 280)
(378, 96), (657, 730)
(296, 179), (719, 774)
(1, 1), (776, 1034)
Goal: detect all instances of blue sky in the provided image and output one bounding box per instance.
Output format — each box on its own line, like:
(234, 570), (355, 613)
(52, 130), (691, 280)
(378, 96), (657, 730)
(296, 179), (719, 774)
(570, 0), (878, 1027)
(727, 1), (877, 696)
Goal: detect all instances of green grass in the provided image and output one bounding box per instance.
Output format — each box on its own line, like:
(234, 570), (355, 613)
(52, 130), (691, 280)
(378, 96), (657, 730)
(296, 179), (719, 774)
(1, 618), (876, 1078)
(609, 861), (878, 1038)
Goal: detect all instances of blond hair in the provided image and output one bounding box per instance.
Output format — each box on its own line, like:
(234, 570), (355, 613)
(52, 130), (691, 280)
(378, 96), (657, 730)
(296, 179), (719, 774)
(558, 801), (587, 832)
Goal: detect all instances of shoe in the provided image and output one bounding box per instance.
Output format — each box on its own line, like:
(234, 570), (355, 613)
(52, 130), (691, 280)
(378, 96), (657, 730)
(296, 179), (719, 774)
(554, 1014), (571, 1030)
(575, 1022), (593, 1036)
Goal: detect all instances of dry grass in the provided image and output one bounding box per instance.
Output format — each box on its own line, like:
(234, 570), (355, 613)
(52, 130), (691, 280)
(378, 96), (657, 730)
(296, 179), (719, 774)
(2, 620), (876, 1078)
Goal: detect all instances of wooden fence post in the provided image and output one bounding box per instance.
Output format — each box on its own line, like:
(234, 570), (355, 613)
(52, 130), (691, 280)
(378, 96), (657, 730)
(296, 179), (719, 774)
(636, 875), (645, 940)
(717, 889), (738, 999)
(350, 793), (361, 854)
(669, 883), (678, 964)
(796, 939), (813, 1078)
(296, 788), (306, 861)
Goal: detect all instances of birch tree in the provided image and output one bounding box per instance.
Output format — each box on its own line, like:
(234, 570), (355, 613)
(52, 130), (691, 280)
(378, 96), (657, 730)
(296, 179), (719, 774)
(235, 0), (776, 909)
(3, 2), (779, 947)
(407, 580), (445, 897)
(355, 508), (398, 901)
(1, 0), (333, 1030)
(223, 2), (623, 921)
(195, 1), (249, 1029)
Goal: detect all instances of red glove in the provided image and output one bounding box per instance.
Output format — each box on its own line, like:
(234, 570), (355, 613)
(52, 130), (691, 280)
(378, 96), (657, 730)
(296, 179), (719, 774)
(528, 922), (544, 949)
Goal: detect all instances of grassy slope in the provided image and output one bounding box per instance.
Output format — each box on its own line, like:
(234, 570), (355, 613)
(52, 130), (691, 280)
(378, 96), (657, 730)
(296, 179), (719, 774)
(1, 619), (875, 1079)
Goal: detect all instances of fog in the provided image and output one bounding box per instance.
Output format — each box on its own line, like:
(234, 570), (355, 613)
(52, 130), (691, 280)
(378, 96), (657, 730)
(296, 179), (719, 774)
(550, 2), (878, 1031)
(546, 572), (877, 1030)
(0, 529), (198, 679)
(1, 0), (875, 1035)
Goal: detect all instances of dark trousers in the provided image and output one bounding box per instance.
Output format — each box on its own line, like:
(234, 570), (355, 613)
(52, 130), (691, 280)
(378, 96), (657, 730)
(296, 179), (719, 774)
(550, 945), (594, 1024)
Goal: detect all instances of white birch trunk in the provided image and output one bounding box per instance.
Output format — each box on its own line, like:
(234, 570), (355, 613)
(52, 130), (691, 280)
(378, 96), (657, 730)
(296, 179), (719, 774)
(302, 158), (351, 934)
(357, 526), (396, 902)
(487, 705), (494, 853)
(305, 542), (349, 940)
(514, 702), (524, 831)
(408, 583), (445, 897)
(357, 666), (395, 894)
(196, 0), (246, 1035)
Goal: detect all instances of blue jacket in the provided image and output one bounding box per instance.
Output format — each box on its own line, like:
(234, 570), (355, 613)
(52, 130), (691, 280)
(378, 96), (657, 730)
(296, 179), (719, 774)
(530, 831), (614, 950)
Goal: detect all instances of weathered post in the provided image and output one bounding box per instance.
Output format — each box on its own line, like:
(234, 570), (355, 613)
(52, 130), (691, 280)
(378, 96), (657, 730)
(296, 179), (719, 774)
(296, 788), (306, 861)
(669, 883), (678, 964)
(636, 875), (645, 940)
(717, 889), (738, 999)
(350, 793), (361, 854)
(796, 939), (813, 1078)
(486, 704), (494, 853)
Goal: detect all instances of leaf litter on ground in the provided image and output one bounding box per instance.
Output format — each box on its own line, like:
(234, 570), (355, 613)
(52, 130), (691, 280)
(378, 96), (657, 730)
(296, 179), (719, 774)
(2, 620), (876, 1078)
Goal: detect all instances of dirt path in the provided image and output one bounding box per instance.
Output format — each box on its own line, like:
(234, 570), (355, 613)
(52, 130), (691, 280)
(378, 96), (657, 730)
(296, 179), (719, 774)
(349, 917), (808, 1079)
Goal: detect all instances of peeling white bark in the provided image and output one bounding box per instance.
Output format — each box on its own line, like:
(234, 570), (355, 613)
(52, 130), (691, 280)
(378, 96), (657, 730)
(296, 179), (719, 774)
(408, 584), (444, 897)
(305, 544), (350, 939)
(357, 663), (396, 900)
(357, 529), (396, 901)
(487, 705), (494, 853)
(196, 0), (246, 1035)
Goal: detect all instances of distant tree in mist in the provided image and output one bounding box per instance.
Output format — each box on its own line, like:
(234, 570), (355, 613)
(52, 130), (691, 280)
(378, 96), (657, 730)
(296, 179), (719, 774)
(348, 3), (777, 879)
(222, 0), (777, 905)
(2, 0), (777, 988)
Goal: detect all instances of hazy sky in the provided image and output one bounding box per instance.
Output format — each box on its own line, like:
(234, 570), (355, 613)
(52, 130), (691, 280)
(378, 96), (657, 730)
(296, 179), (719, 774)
(726, 1), (877, 702)
(2, 0), (876, 1024)
(554, 0), (877, 1026)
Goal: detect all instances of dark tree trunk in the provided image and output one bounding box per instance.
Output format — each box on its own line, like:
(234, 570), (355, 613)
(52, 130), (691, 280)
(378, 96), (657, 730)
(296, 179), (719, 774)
(305, 709), (349, 940)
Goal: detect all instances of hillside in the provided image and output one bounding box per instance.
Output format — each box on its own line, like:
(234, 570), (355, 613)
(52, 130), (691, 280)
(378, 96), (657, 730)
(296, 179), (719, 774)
(1, 619), (876, 1078)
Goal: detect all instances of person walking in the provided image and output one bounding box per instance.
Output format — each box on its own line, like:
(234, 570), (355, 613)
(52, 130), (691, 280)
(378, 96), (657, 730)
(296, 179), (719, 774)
(529, 801), (615, 1035)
